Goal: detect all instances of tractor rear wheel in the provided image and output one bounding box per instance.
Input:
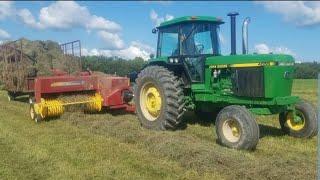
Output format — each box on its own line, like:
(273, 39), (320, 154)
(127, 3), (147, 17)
(279, 100), (317, 138)
(134, 65), (185, 130)
(215, 105), (259, 150)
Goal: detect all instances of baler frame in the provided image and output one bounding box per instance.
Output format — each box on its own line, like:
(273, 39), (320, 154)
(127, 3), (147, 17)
(30, 71), (134, 122)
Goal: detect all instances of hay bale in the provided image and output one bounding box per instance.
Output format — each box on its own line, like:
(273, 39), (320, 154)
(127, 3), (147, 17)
(11, 38), (81, 75)
(0, 38), (81, 92)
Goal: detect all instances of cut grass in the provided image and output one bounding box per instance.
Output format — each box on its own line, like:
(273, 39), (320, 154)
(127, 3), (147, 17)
(0, 79), (317, 179)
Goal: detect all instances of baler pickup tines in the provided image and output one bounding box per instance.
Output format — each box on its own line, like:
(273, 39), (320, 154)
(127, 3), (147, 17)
(33, 93), (103, 119)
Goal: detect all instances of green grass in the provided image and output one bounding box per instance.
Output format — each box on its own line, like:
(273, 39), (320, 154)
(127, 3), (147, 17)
(0, 79), (317, 179)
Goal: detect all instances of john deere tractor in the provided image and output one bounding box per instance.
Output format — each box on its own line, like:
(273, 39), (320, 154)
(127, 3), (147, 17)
(134, 12), (317, 150)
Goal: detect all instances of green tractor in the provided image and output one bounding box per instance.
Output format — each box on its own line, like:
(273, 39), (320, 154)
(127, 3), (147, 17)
(134, 12), (317, 150)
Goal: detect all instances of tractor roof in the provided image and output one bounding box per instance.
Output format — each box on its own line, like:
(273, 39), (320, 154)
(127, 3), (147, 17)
(159, 16), (224, 28)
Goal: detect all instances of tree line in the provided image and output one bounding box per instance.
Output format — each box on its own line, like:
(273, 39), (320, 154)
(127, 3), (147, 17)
(81, 56), (146, 77)
(293, 62), (320, 79)
(81, 56), (320, 79)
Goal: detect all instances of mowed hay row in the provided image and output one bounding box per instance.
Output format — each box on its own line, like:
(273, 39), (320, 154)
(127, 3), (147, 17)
(0, 38), (81, 92)
(0, 80), (316, 179)
(61, 111), (316, 180)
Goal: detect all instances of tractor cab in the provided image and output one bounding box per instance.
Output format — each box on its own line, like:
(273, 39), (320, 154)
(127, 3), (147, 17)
(154, 16), (224, 83)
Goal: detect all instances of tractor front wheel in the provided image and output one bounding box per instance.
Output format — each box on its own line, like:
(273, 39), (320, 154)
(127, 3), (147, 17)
(215, 105), (259, 150)
(134, 65), (185, 130)
(279, 100), (317, 138)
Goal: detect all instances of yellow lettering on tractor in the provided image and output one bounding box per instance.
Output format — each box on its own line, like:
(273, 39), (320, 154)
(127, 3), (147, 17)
(209, 62), (276, 69)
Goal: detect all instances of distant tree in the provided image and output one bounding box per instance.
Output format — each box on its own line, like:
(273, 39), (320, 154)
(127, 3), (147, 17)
(293, 62), (320, 79)
(81, 56), (147, 77)
(82, 56), (320, 79)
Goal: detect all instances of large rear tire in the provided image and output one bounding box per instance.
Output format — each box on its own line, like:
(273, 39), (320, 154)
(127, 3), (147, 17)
(215, 105), (259, 150)
(134, 65), (185, 130)
(279, 100), (317, 138)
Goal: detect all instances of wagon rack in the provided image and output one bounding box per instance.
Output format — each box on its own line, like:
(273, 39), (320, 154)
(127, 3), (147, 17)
(0, 40), (35, 99)
(60, 40), (82, 68)
(0, 39), (82, 100)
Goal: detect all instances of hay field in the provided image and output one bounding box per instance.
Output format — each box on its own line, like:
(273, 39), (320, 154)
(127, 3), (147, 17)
(0, 79), (317, 179)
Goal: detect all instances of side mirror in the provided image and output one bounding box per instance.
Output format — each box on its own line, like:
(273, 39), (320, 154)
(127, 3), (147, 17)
(149, 54), (155, 59)
(152, 28), (158, 34)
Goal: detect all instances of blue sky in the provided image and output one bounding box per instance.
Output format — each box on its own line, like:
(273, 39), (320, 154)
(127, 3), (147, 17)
(0, 1), (319, 61)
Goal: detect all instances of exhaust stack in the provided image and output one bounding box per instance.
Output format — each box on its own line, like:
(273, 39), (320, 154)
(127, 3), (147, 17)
(242, 17), (250, 54)
(227, 12), (239, 55)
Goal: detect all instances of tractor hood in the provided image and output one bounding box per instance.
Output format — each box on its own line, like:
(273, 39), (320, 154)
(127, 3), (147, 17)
(206, 54), (295, 68)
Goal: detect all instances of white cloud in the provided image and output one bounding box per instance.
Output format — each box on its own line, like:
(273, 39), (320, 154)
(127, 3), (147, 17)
(0, 28), (10, 39)
(17, 1), (121, 32)
(254, 43), (270, 54)
(0, 1), (14, 20)
(2, 1), (153, 60)
(82, 41), (155, 60)
(273, 46), (296, 56)
(257, 1), (320, 27)
(254, 43), (296, 57)
(150, 9), (174, 26)
(97, 30), (125, 50)
(86, 15), (121, 32)
(165, 14), (174, 21)
(18, 9), (43, 29)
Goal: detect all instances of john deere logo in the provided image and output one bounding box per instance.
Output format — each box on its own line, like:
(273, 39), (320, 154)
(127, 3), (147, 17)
(51, 80), (85, 87)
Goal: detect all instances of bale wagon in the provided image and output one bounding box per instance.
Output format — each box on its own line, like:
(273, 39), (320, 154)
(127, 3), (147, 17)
(0, 39), (82, 100)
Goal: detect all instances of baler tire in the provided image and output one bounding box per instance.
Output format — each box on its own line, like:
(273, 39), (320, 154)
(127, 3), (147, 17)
(7, 92), (15, 102)
(29, 96), (35, 104)
(134, 65), (185, 130)
(279, 100), (317, 138)
(29, 104), (42, 123)
(215, 105), (259, 150)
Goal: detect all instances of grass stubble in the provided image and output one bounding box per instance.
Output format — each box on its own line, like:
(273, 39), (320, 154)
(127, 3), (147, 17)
(0, 79), (317, 180)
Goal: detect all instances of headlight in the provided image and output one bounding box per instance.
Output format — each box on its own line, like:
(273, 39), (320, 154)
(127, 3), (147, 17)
(169, 58), (179, 63)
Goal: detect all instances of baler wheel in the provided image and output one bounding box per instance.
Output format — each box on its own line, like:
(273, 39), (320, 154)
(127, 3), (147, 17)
(135, 65), (185, 130)
(7, 92), (15, 102)
(279, 100), (317, 138)
(215, 105), (259, 150)
(29, 96), (35, 104)
(29, 104), (42, 123)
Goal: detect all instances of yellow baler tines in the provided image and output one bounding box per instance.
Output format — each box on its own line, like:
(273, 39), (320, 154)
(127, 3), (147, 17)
(33, 93), (103, 120)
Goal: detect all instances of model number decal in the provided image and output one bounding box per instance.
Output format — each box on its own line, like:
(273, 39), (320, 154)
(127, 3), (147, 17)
(51, 80), (85, 87)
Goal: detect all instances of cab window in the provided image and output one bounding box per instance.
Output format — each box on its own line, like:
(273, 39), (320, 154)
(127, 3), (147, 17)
(157, 26), (179, 57)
